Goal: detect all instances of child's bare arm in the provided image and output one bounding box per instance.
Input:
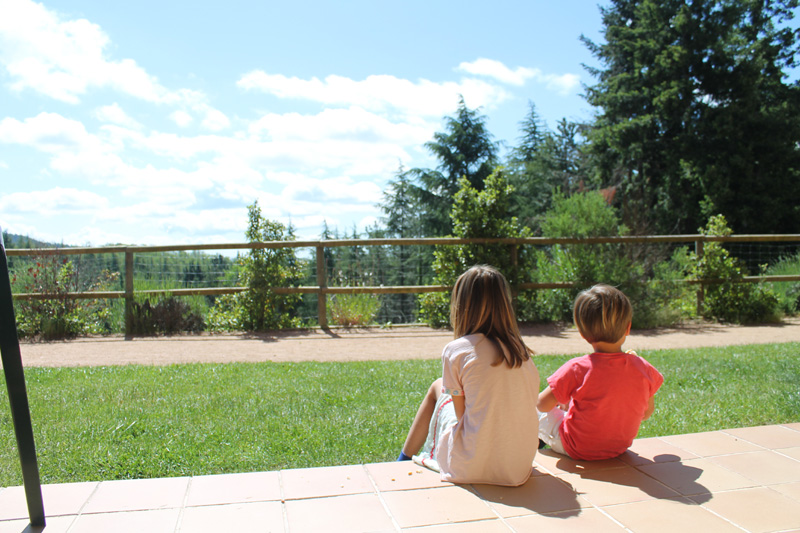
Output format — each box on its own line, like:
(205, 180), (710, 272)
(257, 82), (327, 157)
(642, 396), (655, 421)
(537, 386), (559, 412)
(451, 394), (465, 420)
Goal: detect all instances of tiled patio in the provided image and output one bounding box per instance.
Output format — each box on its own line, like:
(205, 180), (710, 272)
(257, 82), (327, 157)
(2, 423), (800, 532)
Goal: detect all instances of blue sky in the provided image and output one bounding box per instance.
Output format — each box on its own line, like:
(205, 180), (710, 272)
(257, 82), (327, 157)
(0, 0), (609, 246)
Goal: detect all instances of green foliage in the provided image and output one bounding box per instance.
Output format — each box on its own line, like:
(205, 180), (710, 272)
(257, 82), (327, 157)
(408, 97), (500, 236)
(691, 215), (781, 323)
(420, 169), (533, 327)
(766, 252), (800, 315)
(531, 191), (639, 321)
(584, 0), (800, 234)
(327, 294), (382, 327)
(208, 202), (303, 331)
(12, 256), (118, 339)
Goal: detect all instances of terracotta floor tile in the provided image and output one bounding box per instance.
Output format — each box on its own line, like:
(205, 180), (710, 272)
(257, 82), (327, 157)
(285, 493), (394, 533)
(724, 424), (800, 449)
(782, 446), (800, 461)
(366, 461), (450, 492)
(281, 464), (374, 500)
(771, 481), (800, 503)
(185, 471), (281, 506)
(692, 487), (800, 533)
(506, 508), (626, 532)
(710, 450), (800, 485)
(405, 518), (513, 532)
(381, 486), (495, 529)
(0, 486), (29, 521)
(559, 466), (679, 507)
(40, 481), (98, 517)
(534, 448), (626, 475)
(69, 508), (181, 533)
(604, 497), (743, 532)
(178, 501), (284, 532)
(81, 477), (189, 514)
(783, 422), (800, 432)
(619, 437), (699, 466)
(0, 515), (74, 533)
(471, 474), (587, 517)
(662, 430), (761, 457)
(635, 458), (756, 496)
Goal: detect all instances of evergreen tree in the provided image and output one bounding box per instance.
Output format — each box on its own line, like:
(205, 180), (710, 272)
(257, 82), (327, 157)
(584, 0), (800, 234)
(408, 97), (500, 236)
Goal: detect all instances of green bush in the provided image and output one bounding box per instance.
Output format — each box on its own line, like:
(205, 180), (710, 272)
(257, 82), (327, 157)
(12, 256), (118, 339)
(328, 294), (382, 327)
(690, 215), (781, 324)
(766, 252), (800, 315)
(207, 201), (303, 331)
(419, 169), (534, 327)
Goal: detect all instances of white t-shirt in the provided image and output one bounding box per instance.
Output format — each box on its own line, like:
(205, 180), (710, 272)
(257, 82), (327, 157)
(437, 334), (540, 486)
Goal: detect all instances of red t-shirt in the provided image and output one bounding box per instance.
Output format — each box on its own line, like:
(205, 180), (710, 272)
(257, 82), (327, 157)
(548, 352), (664, 460)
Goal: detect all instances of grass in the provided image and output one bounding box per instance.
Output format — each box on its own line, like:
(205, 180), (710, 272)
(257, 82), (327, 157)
(2, 342), (799, 487)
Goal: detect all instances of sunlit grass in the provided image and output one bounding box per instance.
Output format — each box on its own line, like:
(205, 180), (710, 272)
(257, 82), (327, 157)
(1, 342), (799, 486)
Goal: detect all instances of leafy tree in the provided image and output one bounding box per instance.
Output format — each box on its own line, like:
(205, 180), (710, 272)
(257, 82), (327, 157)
(408, 97), (500, 236)
(584, 0), (800, 234)
(208, 202), (302, 331)
(420, 169), (534, 326)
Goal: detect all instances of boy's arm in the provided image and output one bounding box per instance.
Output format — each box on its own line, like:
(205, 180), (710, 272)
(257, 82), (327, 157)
(642, 395), (655, 421)
(537, 386), (559, 412)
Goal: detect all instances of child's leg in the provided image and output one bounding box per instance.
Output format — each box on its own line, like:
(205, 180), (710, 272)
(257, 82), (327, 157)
(400, 378), (442, 458)
(538, 408), (570, 457)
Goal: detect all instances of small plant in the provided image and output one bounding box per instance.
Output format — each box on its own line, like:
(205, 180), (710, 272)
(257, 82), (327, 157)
(327, 294), (382, 327)
(129, 297), (205, 335)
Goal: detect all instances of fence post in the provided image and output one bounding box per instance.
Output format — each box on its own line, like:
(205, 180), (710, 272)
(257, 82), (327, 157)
(695, 239), (704, 316)
(316, 245), (328, 329)
(510, 244), (519, 301)
(124, 249), (134, 338)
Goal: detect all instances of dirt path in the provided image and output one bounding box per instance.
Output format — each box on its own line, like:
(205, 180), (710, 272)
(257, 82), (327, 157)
(9, 318), (800, 367)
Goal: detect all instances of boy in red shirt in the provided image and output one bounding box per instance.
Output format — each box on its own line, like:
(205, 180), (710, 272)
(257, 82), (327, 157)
(537, 284), (663, 460)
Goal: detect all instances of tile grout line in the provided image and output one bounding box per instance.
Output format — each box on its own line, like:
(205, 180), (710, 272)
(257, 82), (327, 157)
(278, 469), (291, 533)
(362, 464), (402, 532)
(171, 476), (193, 533)
(64, 480), (103, 533)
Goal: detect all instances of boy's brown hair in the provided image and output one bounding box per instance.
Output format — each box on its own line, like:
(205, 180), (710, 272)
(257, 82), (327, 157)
(450, 265), (533, 368)
(573, 284), (633, 344)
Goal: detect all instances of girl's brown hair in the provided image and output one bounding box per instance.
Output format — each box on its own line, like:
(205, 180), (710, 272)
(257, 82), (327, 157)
(450, 265), (533, 368)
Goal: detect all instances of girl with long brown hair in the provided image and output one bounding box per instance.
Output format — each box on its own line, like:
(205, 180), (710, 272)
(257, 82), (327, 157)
(399, 265), (540, 486)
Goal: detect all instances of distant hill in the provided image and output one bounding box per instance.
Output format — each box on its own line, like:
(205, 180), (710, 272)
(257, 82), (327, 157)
(1, 231), (58, 250)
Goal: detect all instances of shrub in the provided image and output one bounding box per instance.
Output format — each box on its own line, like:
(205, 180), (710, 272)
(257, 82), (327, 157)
(419, 169), (534, 327)
(129, 297), (205, 335)
(12, 255), (118, 340)
(207, 201), (303, 331)
(328, 294), (382, 327)
(766, 252), (800, 315)
(690, 215), (780, 323)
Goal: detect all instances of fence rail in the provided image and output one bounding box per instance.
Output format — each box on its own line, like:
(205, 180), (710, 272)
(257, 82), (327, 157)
(7, 234), (800, 332)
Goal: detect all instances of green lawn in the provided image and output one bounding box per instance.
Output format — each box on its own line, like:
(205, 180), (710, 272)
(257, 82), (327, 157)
(2, 342), (799, 487)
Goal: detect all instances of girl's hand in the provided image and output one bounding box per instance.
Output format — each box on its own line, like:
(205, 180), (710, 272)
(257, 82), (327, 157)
(557, 403), (569, 411)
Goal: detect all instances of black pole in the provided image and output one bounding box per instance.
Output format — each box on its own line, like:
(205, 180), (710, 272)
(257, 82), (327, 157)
(0, 230), (45, 527)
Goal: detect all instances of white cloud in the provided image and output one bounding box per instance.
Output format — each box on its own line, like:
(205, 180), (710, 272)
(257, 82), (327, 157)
(237, 71), (509, 117)
(0, 0), (167, 103)
(200, 108), (230, 131)
(0, 187), (109, 214)
(0, 112), (98, 153)
(457, 58), (581, 95)
(457, 58), (536, 86)
(95, 103), (142, 129)
(169, 110), (193, 127)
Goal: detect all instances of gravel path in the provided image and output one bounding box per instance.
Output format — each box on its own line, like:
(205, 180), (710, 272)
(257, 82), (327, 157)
(9, 318), (800, 367)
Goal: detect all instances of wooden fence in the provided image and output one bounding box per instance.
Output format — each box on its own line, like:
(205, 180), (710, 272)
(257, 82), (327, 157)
(7, 234), (800, 333)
